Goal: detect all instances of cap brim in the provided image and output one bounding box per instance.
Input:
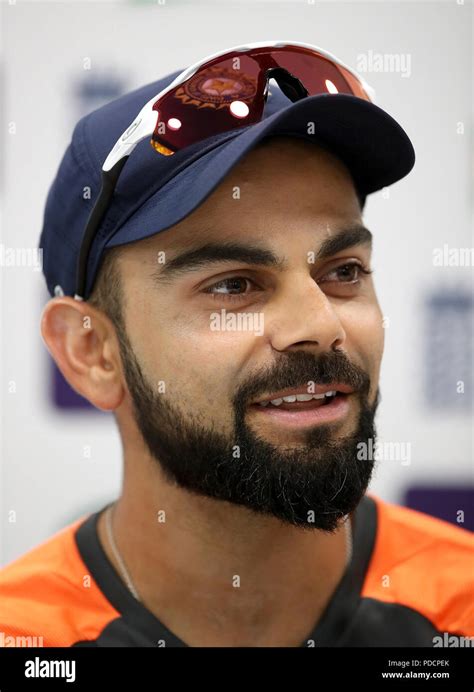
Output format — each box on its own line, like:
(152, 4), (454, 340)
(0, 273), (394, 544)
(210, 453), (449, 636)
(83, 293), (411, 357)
(106, 92), (415, 250)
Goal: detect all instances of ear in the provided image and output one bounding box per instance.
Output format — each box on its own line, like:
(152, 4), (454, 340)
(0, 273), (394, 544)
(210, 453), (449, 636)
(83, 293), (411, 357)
(40, 296), (125, 411)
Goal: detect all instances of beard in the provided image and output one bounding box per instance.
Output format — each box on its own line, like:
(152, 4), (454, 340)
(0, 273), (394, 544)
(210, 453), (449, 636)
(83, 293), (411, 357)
(116, 326), (379, 533)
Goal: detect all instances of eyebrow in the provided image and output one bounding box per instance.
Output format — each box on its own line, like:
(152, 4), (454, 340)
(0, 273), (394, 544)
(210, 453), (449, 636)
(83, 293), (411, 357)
(152, 223), (373, 285)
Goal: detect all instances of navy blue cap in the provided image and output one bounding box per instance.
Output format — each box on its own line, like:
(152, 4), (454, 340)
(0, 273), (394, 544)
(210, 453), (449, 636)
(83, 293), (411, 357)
(39, 67), (415, 300)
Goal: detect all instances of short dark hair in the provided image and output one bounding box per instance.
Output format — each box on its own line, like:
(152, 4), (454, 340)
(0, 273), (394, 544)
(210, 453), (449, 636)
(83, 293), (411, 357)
(87, 246), (125, 328)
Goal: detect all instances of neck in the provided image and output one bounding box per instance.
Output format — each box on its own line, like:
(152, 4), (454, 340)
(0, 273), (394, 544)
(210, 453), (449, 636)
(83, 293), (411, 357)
(97, 459), (352, 647)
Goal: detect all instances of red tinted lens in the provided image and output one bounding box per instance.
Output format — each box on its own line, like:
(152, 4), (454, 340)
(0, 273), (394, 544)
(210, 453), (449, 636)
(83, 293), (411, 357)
(267, 45), (370, 101)
(151, 45), (369, 155)
(151, 53), (265, 154)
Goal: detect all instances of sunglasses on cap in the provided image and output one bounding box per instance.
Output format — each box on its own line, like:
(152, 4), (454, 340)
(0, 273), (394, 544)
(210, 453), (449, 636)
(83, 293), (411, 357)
(75, 40), (376, 300)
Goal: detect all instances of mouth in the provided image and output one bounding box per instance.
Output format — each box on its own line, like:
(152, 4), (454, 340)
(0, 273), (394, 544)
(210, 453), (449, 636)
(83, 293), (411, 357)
(248, 385), (354, 429)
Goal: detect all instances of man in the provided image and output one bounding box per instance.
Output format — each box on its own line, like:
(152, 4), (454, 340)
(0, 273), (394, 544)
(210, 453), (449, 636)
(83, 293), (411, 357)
(1, 43), (472, 647)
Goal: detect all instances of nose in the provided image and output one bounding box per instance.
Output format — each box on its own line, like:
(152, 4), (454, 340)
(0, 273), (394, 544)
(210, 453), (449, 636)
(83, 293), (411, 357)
(268, 275), (346, 353)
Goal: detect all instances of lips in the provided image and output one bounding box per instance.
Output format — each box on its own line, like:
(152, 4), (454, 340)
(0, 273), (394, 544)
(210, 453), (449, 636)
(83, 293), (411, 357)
(252, 383), (355, 407)
(249, 391), (352, 428)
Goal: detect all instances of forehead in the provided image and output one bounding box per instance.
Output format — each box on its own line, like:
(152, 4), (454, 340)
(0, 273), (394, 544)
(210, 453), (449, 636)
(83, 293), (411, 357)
(127, 136), (362, 259)
(197, 136), (360, 215)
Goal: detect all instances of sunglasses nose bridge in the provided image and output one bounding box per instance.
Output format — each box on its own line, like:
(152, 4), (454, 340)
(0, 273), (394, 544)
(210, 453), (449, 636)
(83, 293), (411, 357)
(263, 66), (309, 102)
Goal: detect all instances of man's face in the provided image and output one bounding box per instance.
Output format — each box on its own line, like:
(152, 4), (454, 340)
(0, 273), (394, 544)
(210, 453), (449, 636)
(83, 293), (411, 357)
(113, 136), (384, 531)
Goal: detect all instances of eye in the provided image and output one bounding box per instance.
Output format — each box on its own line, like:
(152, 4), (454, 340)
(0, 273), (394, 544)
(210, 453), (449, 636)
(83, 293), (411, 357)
(201, 276), (258, 302)
(318, 261), (373, 285)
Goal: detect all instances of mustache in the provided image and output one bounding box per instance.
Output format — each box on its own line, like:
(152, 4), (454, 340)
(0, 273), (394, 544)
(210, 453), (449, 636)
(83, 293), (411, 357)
(235, 350), (371, 408)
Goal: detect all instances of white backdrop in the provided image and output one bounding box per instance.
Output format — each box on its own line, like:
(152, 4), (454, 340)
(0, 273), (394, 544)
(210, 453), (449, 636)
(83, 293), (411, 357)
(1, 0), (472, 565)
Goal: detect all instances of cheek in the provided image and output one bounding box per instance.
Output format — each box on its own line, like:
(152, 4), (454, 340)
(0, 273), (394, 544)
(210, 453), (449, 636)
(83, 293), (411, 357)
(340, 301), (385, 377)
(130, 301), (251, 412)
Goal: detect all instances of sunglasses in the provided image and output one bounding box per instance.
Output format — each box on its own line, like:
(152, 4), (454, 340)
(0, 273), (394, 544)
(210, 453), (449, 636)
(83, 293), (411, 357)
(75, 40), (375, 300)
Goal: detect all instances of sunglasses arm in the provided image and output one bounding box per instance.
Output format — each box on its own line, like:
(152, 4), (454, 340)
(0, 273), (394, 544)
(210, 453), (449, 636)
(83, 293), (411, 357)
(103, 100), (160, 172)
(74, 158), (129, 300)
(74, 101), (162, 300)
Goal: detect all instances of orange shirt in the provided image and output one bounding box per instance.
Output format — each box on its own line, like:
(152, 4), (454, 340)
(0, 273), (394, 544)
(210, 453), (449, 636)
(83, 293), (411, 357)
(0, 494), (472, 647)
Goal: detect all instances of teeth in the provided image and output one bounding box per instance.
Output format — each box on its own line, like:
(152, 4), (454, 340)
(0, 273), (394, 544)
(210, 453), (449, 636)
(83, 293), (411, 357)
(258, 391), (338, 407)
